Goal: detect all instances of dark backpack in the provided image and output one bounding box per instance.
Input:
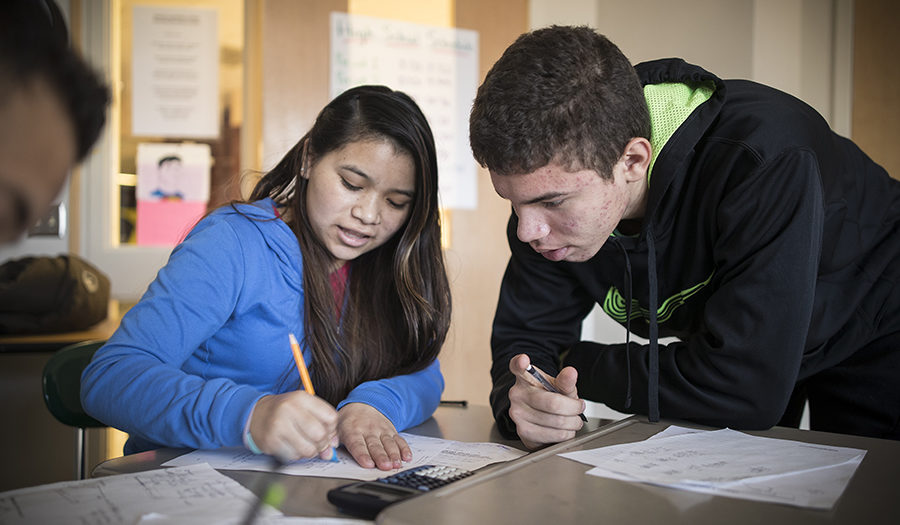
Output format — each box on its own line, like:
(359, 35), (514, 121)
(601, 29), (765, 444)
(0, 254), (110, 334)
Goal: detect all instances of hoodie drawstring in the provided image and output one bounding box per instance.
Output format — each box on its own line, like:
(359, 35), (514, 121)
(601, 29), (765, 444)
(611, 237), (633, 410)
(646, 226), (660, 422)
(611, 229), (660, 422)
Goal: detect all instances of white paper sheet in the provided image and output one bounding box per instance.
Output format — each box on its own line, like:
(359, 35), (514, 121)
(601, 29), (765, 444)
(0, 463), (275, 524)
(137, 511), (370, 524)
(0, 463), (373, 525)
(163, 433), (526, 481)
(132, 6), (219, 138)
(559, 426), (865, 509)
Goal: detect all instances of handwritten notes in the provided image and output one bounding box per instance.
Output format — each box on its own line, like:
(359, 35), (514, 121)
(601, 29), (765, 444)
(163, 433), (526, 481)
(0, 464), (267, 524)
(560, 426), (866, 509)
(0, 463), (374, 524)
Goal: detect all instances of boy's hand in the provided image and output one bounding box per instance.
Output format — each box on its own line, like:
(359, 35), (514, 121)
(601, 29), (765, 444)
(507, 353), (585, 449)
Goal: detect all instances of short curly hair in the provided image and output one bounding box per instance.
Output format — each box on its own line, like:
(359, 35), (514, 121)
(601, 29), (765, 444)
(0, 0), (109, 161)
(470, 25), (649, 179)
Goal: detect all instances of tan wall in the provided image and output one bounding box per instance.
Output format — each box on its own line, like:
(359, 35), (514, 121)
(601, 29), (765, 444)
(261, 0), (347, 169)
(443, 1), (528, 405)
(852, 0), (900, 179)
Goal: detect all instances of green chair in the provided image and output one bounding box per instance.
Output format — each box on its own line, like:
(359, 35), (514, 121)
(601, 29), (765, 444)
(42, 340), (107, 479)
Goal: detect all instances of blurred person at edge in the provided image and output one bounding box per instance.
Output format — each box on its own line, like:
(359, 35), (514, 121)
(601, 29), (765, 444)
(0, 0), (109, 244)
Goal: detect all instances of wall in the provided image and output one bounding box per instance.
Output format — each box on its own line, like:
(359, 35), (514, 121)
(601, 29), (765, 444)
(852, 0), (900, 179)
(260, 0), (345, 169)
(440, 1), (529, 404)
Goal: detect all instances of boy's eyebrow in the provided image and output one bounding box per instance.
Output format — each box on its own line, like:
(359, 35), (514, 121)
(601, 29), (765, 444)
(521, 191), (567, 205)
(341, 164), (415, 197)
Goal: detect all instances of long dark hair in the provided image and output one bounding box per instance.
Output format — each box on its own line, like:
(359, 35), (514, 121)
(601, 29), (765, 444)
(250, 85), (451, 404)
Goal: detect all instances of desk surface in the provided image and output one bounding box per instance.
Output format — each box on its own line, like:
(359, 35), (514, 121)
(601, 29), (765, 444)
(381, 416), (900, 525)
(93, 406), (900, 524)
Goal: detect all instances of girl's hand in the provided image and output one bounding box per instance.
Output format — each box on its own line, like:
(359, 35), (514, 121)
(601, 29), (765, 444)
(338, 402), (411, 470)
(248, 391), (339, 462)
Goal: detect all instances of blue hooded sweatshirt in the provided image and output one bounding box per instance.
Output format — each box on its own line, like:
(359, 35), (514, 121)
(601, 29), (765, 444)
(81, 199), (443, 454)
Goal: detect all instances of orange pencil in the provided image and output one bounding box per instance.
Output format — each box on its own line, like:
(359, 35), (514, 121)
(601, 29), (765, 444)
(289, 333), (339, 462)
(289, 333), (315, 394)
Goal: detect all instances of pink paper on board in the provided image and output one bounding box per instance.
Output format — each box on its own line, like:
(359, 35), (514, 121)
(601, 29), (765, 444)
(136, 200), (207, 246)
(135, 142), (211, 246)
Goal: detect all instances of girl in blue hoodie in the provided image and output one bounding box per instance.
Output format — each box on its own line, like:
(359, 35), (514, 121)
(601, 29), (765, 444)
(81, 85), (451, 471)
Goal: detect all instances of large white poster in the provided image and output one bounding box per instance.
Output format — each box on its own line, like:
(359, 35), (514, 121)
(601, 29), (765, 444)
(330, 13), (479, 210)
(132, 6), (219, 138)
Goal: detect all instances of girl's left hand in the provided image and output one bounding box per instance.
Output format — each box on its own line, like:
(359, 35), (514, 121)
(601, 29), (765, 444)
(337, 402), (411, 470)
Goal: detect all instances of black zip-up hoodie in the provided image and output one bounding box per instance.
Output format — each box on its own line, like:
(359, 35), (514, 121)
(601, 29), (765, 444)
(489, 58), (900, 437)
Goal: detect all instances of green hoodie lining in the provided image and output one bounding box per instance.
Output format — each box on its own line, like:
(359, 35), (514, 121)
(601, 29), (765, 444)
(611, 81), (714, 240)
(644, 81), (715, 180)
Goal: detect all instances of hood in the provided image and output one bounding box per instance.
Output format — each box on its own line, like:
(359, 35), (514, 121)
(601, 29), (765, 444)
(224, 198), (304, 291)
(634, 58), (726, 234)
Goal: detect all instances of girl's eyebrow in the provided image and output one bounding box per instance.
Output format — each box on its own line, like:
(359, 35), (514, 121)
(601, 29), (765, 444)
(341, 164), (370, 179)
(340, 164), (415, 198)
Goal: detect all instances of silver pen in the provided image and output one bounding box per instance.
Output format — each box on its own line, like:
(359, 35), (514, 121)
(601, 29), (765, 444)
(525, 364), (588, 422)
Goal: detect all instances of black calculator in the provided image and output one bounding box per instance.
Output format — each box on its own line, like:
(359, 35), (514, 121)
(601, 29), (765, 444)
(327, 464), (474, 519)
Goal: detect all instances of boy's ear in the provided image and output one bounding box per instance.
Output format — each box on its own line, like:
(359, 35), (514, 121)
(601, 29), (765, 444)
(620, 137), (652, 182)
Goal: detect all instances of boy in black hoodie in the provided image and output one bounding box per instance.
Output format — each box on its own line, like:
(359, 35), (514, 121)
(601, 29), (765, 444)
(470, 25), (900, 449)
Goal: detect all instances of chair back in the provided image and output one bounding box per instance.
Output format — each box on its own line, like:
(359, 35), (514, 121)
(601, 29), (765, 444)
(42, 340), (107, 428)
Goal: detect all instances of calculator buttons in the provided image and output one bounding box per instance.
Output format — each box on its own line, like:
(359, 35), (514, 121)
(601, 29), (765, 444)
(328, 464), (475, 519)
(375, 465), (474, 491)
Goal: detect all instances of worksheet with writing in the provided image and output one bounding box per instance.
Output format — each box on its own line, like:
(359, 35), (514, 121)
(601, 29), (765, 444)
(163, 433), (526, 481)
(559, 426), (865, 509)
(0, 463), (366, 524)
